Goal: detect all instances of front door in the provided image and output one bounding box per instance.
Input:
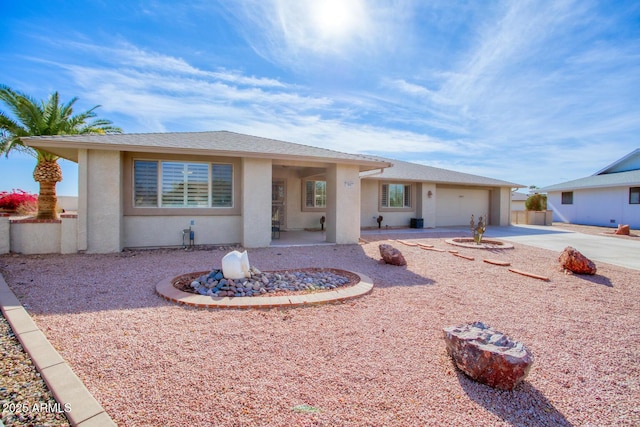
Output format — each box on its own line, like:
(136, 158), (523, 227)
(272, 180), (286, 228)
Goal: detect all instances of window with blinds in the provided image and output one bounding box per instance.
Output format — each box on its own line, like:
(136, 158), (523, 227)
(381, 183), (411, 208)
(133, 160), (158, 206)
(133, 160), (232, 208)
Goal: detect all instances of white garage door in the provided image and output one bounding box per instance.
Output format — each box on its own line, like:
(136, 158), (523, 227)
(436, 188), (490, 226)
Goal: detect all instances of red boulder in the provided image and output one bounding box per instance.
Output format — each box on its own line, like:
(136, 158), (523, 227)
(443, 322), (533, 390)
(559, 246), (597, 275)
(378, 244), (407, 266)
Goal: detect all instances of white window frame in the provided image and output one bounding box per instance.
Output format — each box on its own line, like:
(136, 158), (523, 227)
(303, 180), (327, 210)
(133, 159), (233, 208)
(381, 183), (412, 210)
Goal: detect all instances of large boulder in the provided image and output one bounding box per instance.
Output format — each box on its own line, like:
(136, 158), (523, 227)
(443, 321), (533, 391)
(558, 246), (597, 275)
(379, 244), (407, 266)
(615, 224), (630, 235)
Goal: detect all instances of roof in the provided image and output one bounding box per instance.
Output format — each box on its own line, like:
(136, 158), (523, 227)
(540, 169), (640, 192)
(21, 131), (391, 172)
(594, 148), (640, 175)
(511, 192), (529, 201)
(361, 156), (523, 188)
(541, 148), (640, 192)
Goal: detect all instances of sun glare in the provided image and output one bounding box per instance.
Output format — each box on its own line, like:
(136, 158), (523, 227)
(312, 0), (357, 39)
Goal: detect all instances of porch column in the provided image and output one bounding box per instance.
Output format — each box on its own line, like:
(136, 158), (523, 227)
(326, 164), (361, 244)
(85, 149), (123, 253)
(490, 187), (512, 226)
(241, 158), (272, 248)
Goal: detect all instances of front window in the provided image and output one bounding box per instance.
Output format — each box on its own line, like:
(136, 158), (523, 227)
(305, 180), (326, 208)
(630, 187), (640, 204)
(134, 160), (233, 208)
(561, 191), (573, 205)
(382, 183), (411, 208)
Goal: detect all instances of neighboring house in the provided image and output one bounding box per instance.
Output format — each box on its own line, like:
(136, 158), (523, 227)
(541, 148), (640, 229)
(22, 131), (520, 253)
(511, 191), (528, 211)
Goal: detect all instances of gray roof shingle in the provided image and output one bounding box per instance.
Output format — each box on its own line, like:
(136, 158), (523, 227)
(540, 169), (640, 192)
(362, 156), (522, 187)
(21, 131), (390, 169)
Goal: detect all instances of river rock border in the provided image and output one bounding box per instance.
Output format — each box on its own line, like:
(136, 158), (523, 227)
(156, 269), (374, 309)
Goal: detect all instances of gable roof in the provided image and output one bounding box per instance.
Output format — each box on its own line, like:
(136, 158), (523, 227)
(361, 156), (522, 188)
(21, 131), (391, 172)
(594, 148), (640, 175)
(540, 169), (640, 192)
(541, 148), (640, 192)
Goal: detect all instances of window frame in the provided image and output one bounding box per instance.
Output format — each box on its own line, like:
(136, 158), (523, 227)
(130, 158), (235, 211)
(630, 187), (640, 205)
(380, 182), (412, 211)
(302, 179), (327, 212)
(561, 191), (574, 205)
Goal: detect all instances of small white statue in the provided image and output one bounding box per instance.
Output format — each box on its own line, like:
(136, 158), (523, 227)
(221, 250), (251, 280)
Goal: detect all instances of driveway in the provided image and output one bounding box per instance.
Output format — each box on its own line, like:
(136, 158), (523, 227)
(487, 224), (640, 271)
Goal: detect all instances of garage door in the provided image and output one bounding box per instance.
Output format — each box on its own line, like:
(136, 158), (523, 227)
(435, 188), (490, 226)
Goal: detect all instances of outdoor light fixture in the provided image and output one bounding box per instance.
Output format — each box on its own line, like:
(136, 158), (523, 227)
(427, 190), (433, 198)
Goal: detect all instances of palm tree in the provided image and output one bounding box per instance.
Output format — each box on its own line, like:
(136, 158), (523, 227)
(0, 85), (122, 219)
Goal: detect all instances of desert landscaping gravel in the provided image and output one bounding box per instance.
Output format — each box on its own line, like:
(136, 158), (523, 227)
(1, 232), (639, 426)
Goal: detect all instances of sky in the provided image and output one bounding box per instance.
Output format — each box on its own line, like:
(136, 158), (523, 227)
(1, 0), (639, 196)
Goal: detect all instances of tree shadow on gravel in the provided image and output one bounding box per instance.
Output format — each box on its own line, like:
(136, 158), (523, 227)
(456, 371), (573, 426)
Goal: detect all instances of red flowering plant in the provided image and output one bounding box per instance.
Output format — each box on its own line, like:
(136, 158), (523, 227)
(0, 189), (38, 214)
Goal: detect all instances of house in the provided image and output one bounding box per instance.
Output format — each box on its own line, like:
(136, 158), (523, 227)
(541, 148), (640, 229)
(511, 191), (529, 211)
(18, 131), (520, 253)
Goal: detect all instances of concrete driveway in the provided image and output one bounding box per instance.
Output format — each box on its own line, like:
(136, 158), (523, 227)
(487, 225), (640, 271)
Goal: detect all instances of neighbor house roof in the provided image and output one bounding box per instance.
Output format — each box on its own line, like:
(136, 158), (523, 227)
(541, 148), (640, 192)
(594, 148), (640, 175)
(540, 169), (640, 192)
(21, 131), (391, 172)
(361, 157), (523, 188)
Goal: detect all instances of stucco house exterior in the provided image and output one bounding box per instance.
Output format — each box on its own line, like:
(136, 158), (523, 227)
(20, 131), (519, 253)
(541, 148), (640, 229)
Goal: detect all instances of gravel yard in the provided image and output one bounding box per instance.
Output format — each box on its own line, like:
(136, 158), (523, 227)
(1, 233), (639, 426)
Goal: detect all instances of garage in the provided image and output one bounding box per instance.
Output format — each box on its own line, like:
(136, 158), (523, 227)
(435, 187), (490, 226)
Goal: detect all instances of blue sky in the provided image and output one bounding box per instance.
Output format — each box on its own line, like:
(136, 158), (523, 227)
(1, 0), (639, 196)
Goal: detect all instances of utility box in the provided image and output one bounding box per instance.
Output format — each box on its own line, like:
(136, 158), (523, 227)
(410, 218), (424, 229)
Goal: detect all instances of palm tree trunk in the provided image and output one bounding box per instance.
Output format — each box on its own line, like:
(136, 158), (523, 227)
(33, 159), (63, 220)
(36, 181), (58, 219)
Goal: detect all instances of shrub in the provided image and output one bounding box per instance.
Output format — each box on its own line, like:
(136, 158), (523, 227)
(0, 189), (38, 212)
(525, 193), (547, 211)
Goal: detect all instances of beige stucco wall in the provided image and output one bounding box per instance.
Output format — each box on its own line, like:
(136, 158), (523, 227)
(242, 158), (272, 248)
(0, 216), (10, 254)
(326, 164), (360, 244)
(10, 222), (61, 254)
(361, 179), (429, 228)
(123, 216), (241, 248)
(60, 216), (78, 254)
(85, 150), (123, 253)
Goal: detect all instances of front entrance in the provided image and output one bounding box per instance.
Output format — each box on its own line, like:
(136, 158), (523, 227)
(272, 180), (286, 229)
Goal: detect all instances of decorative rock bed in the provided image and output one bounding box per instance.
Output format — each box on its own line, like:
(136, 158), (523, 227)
(445, 238), (514, 250)
(173, 267), (358, 298)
